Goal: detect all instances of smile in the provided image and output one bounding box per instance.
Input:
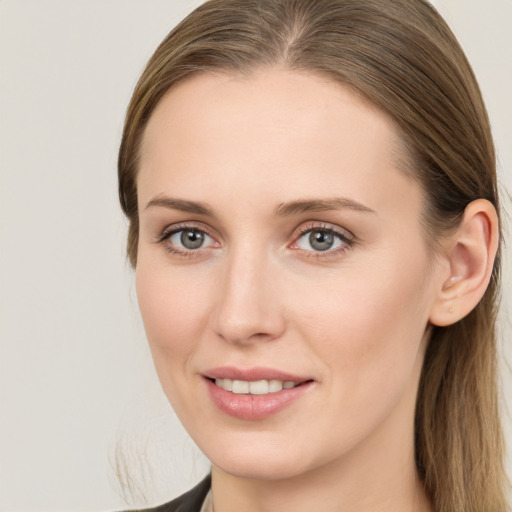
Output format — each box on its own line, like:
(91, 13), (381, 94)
(204, 369), (315, 420)
(214, 378), (300, 395)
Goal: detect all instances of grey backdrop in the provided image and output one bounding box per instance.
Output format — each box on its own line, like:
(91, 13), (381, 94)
(1, 1), (510, 510)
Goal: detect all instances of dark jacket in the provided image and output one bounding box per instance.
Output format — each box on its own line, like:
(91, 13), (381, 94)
(128, 475), (211, 512)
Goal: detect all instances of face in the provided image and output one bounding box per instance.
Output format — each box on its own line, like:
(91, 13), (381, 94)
(136, 68), (443, 481)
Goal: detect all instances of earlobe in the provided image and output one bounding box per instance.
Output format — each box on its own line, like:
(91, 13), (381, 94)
(429, 199), (499, 327)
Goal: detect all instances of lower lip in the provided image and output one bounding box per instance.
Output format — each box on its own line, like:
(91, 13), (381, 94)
(205, 378), (314, 420)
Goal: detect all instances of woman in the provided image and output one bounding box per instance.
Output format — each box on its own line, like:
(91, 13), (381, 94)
(118, 0), (508, 510)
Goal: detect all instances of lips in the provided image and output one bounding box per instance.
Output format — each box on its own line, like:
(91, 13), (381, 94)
(202, 366), (314, 420)
(204, 366), (310, 381)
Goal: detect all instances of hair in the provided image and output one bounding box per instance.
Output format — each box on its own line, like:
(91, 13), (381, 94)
(118, 1), (508, 510)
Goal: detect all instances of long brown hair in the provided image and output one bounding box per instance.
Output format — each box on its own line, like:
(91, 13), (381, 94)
(118, 1), (508, 510)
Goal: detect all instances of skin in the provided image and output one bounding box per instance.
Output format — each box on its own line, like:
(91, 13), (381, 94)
(135, 68), (443, 512)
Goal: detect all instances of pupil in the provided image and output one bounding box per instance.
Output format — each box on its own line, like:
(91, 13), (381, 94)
(309, 231), (334, 251)
(181, 230), (204, 249)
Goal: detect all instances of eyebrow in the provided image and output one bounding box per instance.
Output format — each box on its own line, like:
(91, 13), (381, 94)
(275, 198), (376, 216)
(144, 195), (375, 217)
(145, 196), (215, 216)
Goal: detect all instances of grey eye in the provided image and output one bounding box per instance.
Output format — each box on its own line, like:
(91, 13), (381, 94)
(309, 231), (335, 251)
(181, 230), (204, 249)
(296, 229), (346, 252)
(169, 229), (212, 250)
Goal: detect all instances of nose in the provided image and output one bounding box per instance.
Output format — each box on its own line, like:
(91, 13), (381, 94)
(211, 248), (286, 345)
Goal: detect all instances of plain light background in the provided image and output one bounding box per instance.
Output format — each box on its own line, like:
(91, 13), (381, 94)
(0, 1), (510, 511)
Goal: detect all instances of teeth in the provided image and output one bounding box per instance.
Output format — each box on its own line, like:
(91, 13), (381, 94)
(232, 380), (250, 393)
(268, 379), (283, 393)
(216, 378), (233, 391)
(214, 379), (300, 395)
(249, 380), (268, 395)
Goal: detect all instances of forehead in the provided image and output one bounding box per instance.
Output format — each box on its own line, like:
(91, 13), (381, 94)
(138, 68), (420, 217)
(141, 67), (398, 161)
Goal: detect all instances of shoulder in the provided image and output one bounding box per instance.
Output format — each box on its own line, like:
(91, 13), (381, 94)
(120, 474), (212, 512)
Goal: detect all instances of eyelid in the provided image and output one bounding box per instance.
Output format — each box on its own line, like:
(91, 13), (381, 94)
(292, 221), (354, 241)
(154, 220), (355, 258)
(155, 221), (220, 256)
(289, 221), (355, 254)
(156, 221), (216, 240)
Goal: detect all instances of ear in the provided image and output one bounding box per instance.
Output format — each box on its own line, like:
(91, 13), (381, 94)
(429, 199), (499, 327)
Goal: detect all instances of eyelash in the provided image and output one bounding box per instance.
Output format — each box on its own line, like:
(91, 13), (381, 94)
(291, 223), (355, 259)
(155, 222), (355, 259)
(155, 223), (217, 258)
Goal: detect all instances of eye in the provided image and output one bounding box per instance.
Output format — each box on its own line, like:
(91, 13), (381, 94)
(169, 229), (211, 250)
(157, 225), (218, 256)
(293, 226), (353, 254)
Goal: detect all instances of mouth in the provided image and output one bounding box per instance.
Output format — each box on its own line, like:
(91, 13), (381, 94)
(207, 377), (310, 395)
(202, 367), (315, 420)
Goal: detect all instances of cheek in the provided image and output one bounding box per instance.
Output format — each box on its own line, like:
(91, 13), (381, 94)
(295, 248), (432, 407)
(135, 261), (211, 385)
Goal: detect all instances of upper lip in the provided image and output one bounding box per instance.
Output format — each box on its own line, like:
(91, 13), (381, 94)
(203, 366), (312, 383)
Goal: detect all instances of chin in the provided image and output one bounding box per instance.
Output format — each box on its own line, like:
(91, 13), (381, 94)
(197, 432), (319, 481)
(213, 454), (309, 481)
